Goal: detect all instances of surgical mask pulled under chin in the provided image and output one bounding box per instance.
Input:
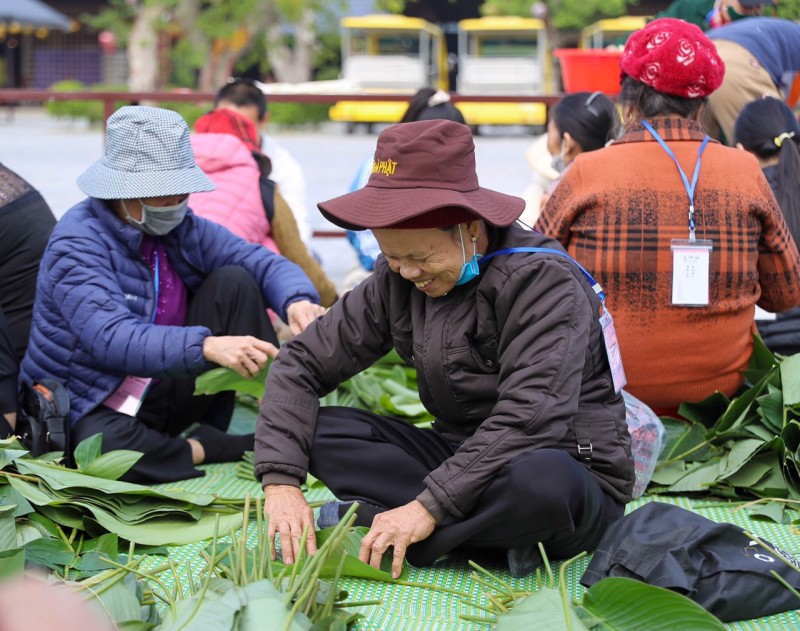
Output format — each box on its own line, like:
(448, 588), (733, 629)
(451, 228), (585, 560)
(123, 198), (189, 236)
(455, 224), (482, 286)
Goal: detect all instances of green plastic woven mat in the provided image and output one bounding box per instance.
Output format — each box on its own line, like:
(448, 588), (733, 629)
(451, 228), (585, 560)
(139, 459), (800, 630)
(140, 407), (800, 628)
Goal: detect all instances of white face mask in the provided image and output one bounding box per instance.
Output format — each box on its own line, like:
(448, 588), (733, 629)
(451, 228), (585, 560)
(123, 198), (189, 236)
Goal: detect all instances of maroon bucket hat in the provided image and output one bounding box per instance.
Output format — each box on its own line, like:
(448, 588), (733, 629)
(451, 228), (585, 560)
(318, 119), (525, 231)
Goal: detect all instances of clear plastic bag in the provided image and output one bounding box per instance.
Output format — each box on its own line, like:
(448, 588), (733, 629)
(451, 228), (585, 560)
(622, 390), (665, 498)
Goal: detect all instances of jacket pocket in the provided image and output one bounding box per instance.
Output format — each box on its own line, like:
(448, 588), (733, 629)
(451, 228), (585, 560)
(468, 336), (499, 374)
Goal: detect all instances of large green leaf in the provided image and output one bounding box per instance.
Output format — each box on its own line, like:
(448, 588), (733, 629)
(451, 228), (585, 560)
(756, 384), (784, 434)
(667, 459), (721, 493)
(495, 588), (589, 630)
(0, 446), (29, 469)
(717, 439), (765, 480)
(157, 578), (311, 631)
(81, 450), (143, 480)
(781, 353), (800, 406)
(194, 365), (270, 398)
(0, 485), (34, 517)
(580, 577), (725, 630)
(22, 537), (75, 571)
(14, 459), (217, 505)
(678, 392), (731, 428)
(659, 421), (708, 463)
(710, 370), (774, 437)
(0, 504), (16, 552)
(74, 433), (103, 470)
(238, 580), (312, 631)
(81, 573), (147, 625)
(0, 547), (24, 578)
(743, 334), (779, 384)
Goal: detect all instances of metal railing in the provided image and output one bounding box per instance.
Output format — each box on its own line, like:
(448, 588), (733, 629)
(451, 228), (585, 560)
(0, 88), (564, 123)
(0, 89), (562, 238)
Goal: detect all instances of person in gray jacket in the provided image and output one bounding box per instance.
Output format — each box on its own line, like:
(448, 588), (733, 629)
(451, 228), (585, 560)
(255, 119), (634, 579)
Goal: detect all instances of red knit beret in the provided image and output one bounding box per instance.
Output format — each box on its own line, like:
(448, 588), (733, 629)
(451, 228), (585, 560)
(619, 18), (725, 99)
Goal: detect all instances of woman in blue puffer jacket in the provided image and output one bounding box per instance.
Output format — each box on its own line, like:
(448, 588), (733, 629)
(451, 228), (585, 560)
(20, 106), (324, 483)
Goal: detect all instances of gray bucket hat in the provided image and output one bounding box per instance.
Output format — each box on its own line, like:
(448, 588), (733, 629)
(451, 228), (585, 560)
(77, 105), (215, 200)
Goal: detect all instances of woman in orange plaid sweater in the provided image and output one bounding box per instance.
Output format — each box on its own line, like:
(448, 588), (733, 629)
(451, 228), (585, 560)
(536, 18), (800, 415)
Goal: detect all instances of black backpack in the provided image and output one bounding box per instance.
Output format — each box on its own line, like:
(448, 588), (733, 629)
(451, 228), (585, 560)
(582, 502), (800, 622)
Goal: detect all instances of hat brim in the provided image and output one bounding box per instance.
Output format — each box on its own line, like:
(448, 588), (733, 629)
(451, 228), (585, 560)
(77, 160), (215, 200)
(318, 184), (525, 231)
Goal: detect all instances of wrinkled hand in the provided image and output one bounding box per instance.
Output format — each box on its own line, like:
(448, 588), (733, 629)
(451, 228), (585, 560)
(286, 300), (326, 336)
(264, 484), (317, 565)
(359, 500), (436, 579)
(203, 335), (278, 379)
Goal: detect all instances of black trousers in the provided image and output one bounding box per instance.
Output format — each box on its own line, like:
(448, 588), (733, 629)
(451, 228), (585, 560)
(309, 407), (624, 567)
(74, 266), (274, 483)
(0, 306), (17, 417)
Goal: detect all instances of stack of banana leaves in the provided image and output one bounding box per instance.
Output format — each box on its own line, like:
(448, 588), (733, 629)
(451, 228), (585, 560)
(195, 349), (433, 428)
(650, 337), (800, 523)
(0, 433), (245, 551)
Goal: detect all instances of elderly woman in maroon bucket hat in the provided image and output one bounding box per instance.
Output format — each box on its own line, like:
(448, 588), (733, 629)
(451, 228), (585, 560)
(536, 18), (800, 417)
(254, 119), (634, 578)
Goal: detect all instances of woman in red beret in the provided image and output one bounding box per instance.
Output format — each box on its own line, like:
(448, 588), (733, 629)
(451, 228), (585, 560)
(536, 18), (800, 416)
(255, 119), (634, 579)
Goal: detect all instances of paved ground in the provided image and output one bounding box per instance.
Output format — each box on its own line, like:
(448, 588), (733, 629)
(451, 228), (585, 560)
(0, 108), (539, 286)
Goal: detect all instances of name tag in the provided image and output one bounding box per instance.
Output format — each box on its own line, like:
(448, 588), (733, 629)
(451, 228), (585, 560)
(671, 239), (713, 307)
(103, 376), (152, 417)
(600, 308), (627, 394)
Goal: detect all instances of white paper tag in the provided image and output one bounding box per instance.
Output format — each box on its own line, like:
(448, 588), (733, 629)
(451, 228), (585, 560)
(103, 376), (152, 417)
(671, 239), (713, 307)
(600, 308), (627, 394)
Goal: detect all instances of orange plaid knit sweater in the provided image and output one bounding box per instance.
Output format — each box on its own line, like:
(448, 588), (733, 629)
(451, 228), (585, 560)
(535, 117), (800, 410)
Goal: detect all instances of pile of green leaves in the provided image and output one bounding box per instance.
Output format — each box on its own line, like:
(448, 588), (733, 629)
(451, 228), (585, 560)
(460, 546), (725, 630)
(151, 500), (370, 630)
(0, 436), (243, 546)
(196, 350), (433, 428)
(650, 338), (800, 521)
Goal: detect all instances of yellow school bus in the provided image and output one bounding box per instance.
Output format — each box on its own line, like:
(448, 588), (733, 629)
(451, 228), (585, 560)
(329, 14), (554, 131)
(580, 16), (649, 49)
(328, 15), (448, 131)
(455, 16), (552, 127)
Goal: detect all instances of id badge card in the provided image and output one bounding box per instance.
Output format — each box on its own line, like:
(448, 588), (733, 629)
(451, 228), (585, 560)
(671, 239), (713, 307)
(600, 308), (627, 394)
(103, 376), (152, 417)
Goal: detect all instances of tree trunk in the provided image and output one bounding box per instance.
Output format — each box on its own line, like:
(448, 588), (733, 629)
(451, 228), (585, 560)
(265, 7), (316, 83)
(127, 3), (163, 92)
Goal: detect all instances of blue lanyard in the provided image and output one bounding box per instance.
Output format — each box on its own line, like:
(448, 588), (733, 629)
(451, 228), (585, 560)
(151, 248), (159, 324)
(479, 247), (606, 303)
(641, 120), (709, 242)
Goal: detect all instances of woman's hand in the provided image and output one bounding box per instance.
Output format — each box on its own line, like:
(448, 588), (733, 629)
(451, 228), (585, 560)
(286, 300), (326, 336)
(202, 335), (278, 378)
(264, 484), (317, 565)
(359, 500), (436, 579)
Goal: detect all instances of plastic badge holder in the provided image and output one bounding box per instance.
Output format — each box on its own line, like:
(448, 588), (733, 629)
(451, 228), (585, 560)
(622, 390), (665, 498)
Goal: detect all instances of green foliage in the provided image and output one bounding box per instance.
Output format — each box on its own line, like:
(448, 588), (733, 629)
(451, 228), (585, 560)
(481, 0), (640, 30)
(648, 337), (800, 520)
(44, 80), (129, 126)
(775, 0), (800, 19)
(268, 102), (332, 127)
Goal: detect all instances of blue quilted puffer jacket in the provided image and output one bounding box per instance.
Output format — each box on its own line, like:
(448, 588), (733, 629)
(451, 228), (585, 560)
(20, 197), (319, 425)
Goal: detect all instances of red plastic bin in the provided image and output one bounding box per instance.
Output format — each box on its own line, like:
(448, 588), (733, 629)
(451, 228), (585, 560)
(554, 49), (624, 95)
